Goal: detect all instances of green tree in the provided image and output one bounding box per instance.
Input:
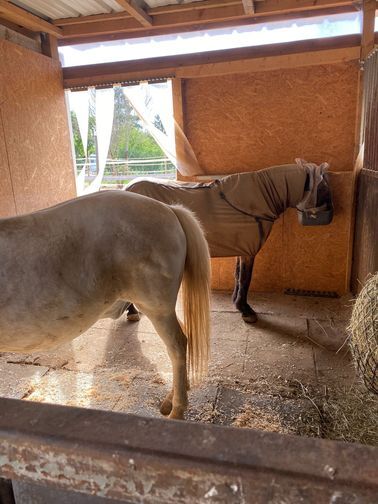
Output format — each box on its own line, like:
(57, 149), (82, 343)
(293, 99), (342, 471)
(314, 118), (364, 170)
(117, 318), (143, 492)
(109, 87), (140, 159)
(70, 111), (84, 158)
(128, 127), (164, 159)
(70, 111), (96, 159)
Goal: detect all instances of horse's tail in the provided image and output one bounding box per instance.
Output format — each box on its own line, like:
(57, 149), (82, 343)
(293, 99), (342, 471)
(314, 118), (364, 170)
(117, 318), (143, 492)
(170, 205), (211, 383)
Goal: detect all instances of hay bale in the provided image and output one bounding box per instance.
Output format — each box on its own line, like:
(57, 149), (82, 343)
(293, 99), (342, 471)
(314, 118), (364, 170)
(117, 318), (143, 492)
(348, 273), (378, 394)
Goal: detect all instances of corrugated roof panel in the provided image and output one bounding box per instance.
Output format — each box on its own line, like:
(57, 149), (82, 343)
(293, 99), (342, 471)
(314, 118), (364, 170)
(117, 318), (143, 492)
(10, 0), (125, 20)
(144, 0), (204, 7)
(10, 0), (209, 20)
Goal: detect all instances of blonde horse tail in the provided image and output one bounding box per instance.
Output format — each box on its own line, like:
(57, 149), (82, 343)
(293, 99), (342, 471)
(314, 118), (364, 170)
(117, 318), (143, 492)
(171, 205), (211, 383)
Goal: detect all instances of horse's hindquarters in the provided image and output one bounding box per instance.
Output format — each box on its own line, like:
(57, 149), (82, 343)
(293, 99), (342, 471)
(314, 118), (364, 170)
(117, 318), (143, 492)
(0, 191), (186, 353)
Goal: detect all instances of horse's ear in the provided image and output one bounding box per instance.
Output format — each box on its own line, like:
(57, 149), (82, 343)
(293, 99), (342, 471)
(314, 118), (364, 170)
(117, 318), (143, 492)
(295, 158), (308, 168)
(319, 162), (330, 173)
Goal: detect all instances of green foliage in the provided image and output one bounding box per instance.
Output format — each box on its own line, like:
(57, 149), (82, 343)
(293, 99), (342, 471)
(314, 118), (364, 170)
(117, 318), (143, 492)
(70, 111), (96, 158)
(128, 127), (164, 159)
(108, 87), (140, 159)
(70, 111), (84, 158)
(71, 86), (167, 168)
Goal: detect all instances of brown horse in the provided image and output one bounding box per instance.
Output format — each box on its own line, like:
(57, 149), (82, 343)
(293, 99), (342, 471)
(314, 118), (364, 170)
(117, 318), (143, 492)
(125, 160), (333, 323)
(0, 191), (210, 419)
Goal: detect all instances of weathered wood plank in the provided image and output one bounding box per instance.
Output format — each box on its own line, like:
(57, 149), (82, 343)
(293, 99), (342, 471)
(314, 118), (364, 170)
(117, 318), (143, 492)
(0, 398), (377, 502)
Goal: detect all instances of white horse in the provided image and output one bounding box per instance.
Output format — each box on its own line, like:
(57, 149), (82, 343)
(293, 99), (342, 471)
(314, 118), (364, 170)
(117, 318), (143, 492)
(0, 191), (211, 419)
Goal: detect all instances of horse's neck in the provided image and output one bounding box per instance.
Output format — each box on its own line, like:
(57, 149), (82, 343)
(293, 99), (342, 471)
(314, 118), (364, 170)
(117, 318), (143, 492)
(263, 164), (308, 211)
(226, 165), (307, 217)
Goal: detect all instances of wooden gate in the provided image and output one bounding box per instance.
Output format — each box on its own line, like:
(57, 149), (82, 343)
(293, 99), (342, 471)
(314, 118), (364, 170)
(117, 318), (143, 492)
(0, 398), (378, 503)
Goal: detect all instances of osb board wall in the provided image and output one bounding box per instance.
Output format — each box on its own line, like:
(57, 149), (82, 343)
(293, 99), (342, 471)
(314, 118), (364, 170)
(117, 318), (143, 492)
(184, 62), (359, 294)
(185, 62), (359, 173)
(0, 39), (76, 218)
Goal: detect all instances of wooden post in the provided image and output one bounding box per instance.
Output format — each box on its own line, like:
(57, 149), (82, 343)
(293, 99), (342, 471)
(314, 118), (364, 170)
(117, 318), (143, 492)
(171, 77), (202, 179)
(360, 0), (376, 62)
(172, 77), (186, 180)
(41, 33), (59, 60)
(348, 0), (376, 292)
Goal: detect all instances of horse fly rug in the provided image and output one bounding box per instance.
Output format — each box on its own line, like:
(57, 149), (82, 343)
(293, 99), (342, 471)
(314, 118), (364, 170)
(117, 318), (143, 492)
(125, 161), (322, 258)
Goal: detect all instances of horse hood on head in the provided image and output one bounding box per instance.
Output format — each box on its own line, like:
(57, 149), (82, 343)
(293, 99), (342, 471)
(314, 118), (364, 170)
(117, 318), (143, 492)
(295, 158), (333, 226)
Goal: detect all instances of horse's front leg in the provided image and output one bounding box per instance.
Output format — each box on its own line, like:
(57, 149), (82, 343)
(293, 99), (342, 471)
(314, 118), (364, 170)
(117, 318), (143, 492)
(234, 255), (257, 323)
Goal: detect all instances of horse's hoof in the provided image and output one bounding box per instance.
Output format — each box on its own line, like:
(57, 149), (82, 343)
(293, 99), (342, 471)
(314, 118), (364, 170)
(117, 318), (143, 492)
(168, 408), (185, 420)
(242, 312), (258, 324)
(160, 399), (173, 416)
(127, 312), (140, 322)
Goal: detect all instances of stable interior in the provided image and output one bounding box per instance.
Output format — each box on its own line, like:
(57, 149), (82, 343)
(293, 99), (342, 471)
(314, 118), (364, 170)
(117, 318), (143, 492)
(1, 291), (376, 445)
(0, 0), (377, 470)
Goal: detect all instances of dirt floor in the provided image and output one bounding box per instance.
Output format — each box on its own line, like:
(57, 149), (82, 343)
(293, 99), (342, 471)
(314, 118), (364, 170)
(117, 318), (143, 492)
(1, 291), (377, 445)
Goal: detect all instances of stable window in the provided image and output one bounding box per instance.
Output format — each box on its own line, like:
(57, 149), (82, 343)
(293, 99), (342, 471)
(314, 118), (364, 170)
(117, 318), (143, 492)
(67, 80), (179, 194)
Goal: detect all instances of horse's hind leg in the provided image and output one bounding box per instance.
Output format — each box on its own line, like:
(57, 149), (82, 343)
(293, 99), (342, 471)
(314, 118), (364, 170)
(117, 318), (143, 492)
(142, 311), (188, 419)
(232, 257), (241, 304)
(234, 256), (257, 323)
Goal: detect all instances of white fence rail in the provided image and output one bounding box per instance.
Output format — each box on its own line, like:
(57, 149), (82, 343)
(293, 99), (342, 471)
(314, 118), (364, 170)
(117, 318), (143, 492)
(76, 157), (176, 182)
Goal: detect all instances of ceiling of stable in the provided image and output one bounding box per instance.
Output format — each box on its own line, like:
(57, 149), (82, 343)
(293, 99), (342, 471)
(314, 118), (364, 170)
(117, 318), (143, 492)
(10, 0), (208, 20)
(0, 0), (366, 46)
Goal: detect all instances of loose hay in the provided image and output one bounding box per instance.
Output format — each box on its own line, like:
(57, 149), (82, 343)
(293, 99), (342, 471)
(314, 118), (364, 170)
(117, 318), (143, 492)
(192, 378), (378, 445)
(232, 405), (291, 434)
(348, 273), (378, 394)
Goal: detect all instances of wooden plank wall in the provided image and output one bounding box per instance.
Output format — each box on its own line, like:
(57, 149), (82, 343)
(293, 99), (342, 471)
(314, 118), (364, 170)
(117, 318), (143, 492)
(350, 47), (378, 293)
(0, 39), (76, 218)
(184, 61), (360, 294)
(351, 169), (378, 293)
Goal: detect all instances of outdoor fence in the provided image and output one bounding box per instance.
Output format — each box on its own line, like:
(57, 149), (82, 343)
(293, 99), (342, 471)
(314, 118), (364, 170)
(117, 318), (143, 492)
(76, 157), (176, 184)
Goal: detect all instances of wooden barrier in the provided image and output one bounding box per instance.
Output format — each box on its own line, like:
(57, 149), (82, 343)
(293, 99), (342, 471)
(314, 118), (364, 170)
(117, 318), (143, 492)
(0, 398), (377, 503)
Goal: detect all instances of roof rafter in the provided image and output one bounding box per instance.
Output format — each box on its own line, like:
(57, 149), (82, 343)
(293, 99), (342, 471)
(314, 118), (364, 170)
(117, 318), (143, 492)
(56, 0), (360, 45)
(115, 0), (152, 27)
(242, 0), (255, 15)
(0, 0), (62, 37)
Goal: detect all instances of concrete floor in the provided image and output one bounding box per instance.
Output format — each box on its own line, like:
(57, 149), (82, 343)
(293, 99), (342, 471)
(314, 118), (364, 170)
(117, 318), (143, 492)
(0, 291), (360, 438)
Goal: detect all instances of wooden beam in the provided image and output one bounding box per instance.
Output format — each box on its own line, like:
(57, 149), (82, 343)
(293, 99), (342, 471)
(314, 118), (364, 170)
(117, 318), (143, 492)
(58, 6), (357, 46)
(177, 45), (360, 78)
(115, 0), (152, 27)
(149, 0), (241, 16)
(0, 16), (40, 40)
(0, 0), (62, 37)
(171, 78), (190, 179)
(149, 0), (356, 16)
(53, 11), (132, 27)
(172, 78), (184, 132)
(57, 0), (357, 43)
(63, 34), (361, 89)
(41, 33), (59, 60)
(242, 0), (255, 16)
(360, 0), (376, 61)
